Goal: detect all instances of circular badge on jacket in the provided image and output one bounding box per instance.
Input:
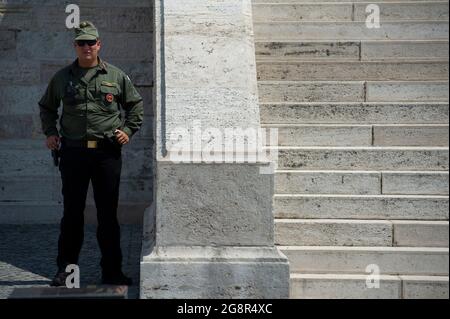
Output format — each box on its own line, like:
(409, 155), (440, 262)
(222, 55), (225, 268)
(106, 93), (114, 103)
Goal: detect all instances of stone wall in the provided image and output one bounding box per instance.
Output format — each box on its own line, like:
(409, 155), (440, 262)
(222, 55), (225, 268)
(0, 0), (154, 224)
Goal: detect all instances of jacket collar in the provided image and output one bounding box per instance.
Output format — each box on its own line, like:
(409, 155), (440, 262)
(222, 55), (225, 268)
(70, 57), (107, 75)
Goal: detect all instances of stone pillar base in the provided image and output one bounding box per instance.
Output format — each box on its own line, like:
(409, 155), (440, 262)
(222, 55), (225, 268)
(140, 246), (289, 299)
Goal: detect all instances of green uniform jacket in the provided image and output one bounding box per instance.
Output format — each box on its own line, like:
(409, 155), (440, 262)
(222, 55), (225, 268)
(39, 58), (144, 140)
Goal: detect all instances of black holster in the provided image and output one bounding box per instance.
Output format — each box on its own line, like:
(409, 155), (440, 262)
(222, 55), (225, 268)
(103, 134), (122, 154)
(51, 149), (60, 167)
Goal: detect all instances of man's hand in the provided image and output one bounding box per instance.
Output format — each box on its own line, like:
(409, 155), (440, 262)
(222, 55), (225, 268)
(115, 129), (129, 145)
(46, 135), (60, 150)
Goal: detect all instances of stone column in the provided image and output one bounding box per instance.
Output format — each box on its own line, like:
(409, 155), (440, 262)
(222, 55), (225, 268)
(140, 0), (289, 298)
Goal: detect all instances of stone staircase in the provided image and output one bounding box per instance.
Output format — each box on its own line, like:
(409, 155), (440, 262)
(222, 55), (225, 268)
(252, 0), (449, 298)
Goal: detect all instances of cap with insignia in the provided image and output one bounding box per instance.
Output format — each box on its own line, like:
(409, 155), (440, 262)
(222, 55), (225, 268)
(74, 21), (99, 40)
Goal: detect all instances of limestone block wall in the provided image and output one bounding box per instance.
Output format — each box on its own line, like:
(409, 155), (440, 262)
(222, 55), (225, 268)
(0, 0), (154, 224)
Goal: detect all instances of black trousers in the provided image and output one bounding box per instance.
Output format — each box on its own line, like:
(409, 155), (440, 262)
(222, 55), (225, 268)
(57, 143), (123, 275)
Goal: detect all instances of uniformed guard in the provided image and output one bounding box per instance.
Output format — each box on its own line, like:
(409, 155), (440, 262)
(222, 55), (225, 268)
(39, 21), (144, 287)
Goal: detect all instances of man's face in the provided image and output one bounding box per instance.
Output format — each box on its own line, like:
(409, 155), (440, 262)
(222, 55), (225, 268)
(74, 39), (101, 63)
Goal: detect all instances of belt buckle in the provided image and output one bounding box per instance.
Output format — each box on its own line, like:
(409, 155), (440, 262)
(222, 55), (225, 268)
(87, 140), (98, 149)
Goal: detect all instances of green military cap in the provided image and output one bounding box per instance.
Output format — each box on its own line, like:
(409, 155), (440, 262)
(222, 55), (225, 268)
(74, 21), (99, 40)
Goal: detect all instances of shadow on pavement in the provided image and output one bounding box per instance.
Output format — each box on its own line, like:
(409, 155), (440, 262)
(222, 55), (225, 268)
(0, 224), (142, 299)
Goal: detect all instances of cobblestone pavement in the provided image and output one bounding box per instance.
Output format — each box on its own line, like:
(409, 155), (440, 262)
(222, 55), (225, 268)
(0, 224), (142, 299)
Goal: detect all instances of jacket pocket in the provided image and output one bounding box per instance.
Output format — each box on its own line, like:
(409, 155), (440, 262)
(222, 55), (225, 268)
(99, 83), (120, 112)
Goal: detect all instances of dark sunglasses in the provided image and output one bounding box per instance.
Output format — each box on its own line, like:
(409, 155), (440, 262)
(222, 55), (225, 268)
(76, 40), (98, 47)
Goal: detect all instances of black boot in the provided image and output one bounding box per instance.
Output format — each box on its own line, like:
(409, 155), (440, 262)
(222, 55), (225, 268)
(101, 271), (133, 286)
(50, 271), (71, 287)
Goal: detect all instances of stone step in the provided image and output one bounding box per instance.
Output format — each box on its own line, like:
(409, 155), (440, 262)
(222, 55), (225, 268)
(373, 124), (449, 146)
(256, 61), (449, 81)
(278, 246), (449, 275)
(258, 81), (365, 102)
(0, 201), (148, 224)
(274, 170), (449, 195)
(260, 102), (449, 124)
(275, 170), (381, 194)
(252, 3), (353, 22)
(382, 171), (449, 195)
(255, 41), (361, 61)
(276, 219), (449, 247)
(263, 124), (373, 146)
(274, 194), (449, 220)
(355, 2), (449, 21)
(400, 275), (450, 299)
(262, 124), (449, 147)
(253, 21), (449, 41)
(269, 146), (449, 170)
(255, 40), (449, 61)
(361, 40), (449, 60)
(275, 219), (393, 246)
(367, 81), (449, 102)
(252, 2), (449, 22)
(289, 274), (448, 299)
(290, 273), (401, 298)
(258, 81), (449, 102)
(393, 220), (449, 247)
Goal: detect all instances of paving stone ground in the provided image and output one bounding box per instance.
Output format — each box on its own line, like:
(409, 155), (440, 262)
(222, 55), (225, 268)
(0, 224), (142, 299)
